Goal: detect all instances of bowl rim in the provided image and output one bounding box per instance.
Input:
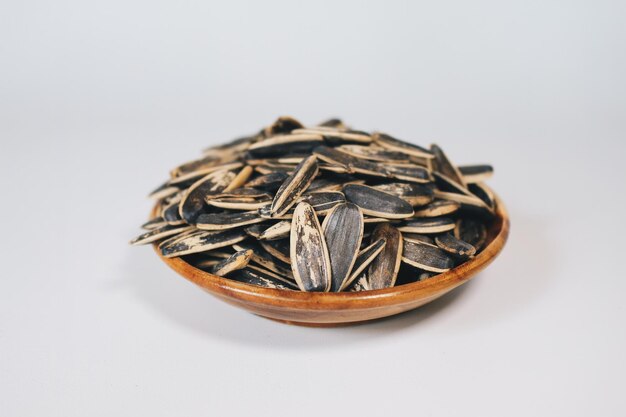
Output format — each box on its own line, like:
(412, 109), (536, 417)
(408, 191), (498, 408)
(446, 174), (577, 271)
(153, 188), (509, 310)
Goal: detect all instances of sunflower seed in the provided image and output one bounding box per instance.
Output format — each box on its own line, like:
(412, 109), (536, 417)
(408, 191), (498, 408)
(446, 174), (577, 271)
(290, 202), (332, 292)
(367, 224), (403, 290)
(196, 210), (264, 231)
(130, 224), (194, 246)
(270, 155), (319, 217)
(263, 116), (304, 136)
(170, 155), (222, 178)
(230, 269), (296, 290)
(243, 224), (266, 239)
(260, 239), (292, 264)
(234, 241), (295, 279)
(402, 240), (456, 273)
(247, 134), (324, 158)
(321, 203), (364, 292)
(343, 238), (386, 290)
(168, 162), (243, 186)
(258, 220), (291, 241)
(246, 174), (289, 195)
(434, 233), (476, 258)
(456, 218), (487, 251)
(207, 196), (271, 211)
(373, 132), (434, 159)
(398, 218), (456, 234)
(162, 200), (185, 225)
(246, 263), (296, 287)
(343, 184), (414, 219)
(141, 217), (168, 230)
(430, 144), (467, 188)
(372, 183), (434, 207)
(211, 249), (254, 276)
(160, 229), (247, 258)
(401, 233), (436, 246)
(468, 182), (495, 209)
(459, 164), (494, 183)
(413, 200), (461, 217)
(179, 169), (237, 223)
(346, 274), (370, 292)
(384, 164), (431, 183)
(318, 118), (346, 129)
(148, 182), (180, 200)
(336, 145), (410, 163)
(295, 128), (372, 145)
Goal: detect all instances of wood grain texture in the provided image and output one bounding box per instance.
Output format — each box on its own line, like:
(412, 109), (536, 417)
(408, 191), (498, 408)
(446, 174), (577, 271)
(152, 187), (510, 326)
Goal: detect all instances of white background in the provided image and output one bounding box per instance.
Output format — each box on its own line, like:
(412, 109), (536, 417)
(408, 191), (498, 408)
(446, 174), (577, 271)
(1, 1), (625, 416)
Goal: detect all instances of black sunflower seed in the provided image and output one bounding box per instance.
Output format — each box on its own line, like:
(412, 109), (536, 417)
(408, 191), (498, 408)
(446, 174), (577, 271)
(160, 229), (247, 258)
(373, 132), (434, 159)
(130, 224), (194, 246)
(260, 239), (292, 264)
(230, 269), (296, 290)
(321, 203), (364, 292)
(398, 218), (456, 234)
(367, 224), (403, 290)
(211, 249), (254, 276)
(413, 200), (461, 217)
(344, 238), (386, 291)
(263, 116), (304, 136)
(245, 172), (289, 191)
(247, 133), (324, 158)
(258, 220), (291, 241)
(270, 155), (319, 217)
(372, 183), (434, 207)
(290, 202), (332, 292)
(430, 144), (467, 188)
(336, 145), (410, 163)
(402, 240), (456, 273)
(179, 169), (237, 223)
(456, 218), (487, 251)
(458, 164), (494, 183)
(343, 184), (414, 219)
(141, 217), (167, 230)
(196, 211), (264, 231)
(434, 233), (476, 258)
(401, 233), (436, 245)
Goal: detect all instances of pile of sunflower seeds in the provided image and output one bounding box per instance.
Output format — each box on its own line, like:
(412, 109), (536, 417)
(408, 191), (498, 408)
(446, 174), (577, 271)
(131, 117), (495, 292)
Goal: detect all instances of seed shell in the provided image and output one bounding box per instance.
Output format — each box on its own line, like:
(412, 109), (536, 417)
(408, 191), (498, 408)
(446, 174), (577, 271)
(367, 224), (403, 290)
(196, 211), (264, 231)
(290, 202), (332, 292)
(130, 224), (194, 246)
(160, 229), (247, 258)
(230, 269), (296, 290)
(430, 144), (467, 188)
(373, 132), (434, 159)
(413, 200), (461, 217)
(343, 238), (386, 290)
(398, 218), (456, 234)
(435, 233), (476, 258)
(402, 240), (456, 273)
(258, 220), (291, 241)
(211, 249), (254, 276)
(247, 134), (324, 158)
(321, 203), (364, 292)
(459, 165), (494, 183)
(270, 155), (319, 217)
(343, 184), (414, 219)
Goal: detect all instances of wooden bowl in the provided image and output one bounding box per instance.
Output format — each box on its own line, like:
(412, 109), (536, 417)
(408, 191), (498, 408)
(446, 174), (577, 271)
(154, 191), (509, 326)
